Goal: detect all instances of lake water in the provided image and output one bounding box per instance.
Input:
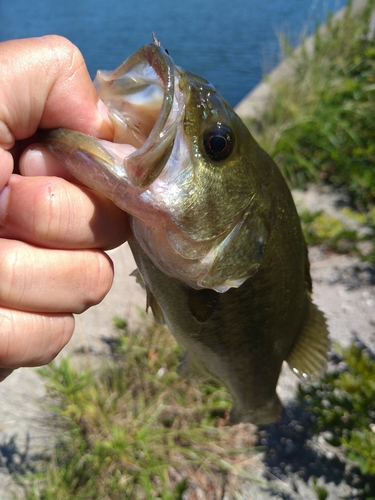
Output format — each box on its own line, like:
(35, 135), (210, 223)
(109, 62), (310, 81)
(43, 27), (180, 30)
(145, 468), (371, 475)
(1, 0), (347, 106)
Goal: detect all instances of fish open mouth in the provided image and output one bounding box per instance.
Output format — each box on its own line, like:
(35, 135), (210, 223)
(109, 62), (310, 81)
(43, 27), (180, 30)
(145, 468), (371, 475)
(94, 41), (186, 188)
(41, 41), (266, 292)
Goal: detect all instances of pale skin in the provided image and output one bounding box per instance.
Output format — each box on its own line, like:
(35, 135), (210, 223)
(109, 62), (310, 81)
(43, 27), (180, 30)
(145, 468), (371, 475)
(0, 35), (131, 381)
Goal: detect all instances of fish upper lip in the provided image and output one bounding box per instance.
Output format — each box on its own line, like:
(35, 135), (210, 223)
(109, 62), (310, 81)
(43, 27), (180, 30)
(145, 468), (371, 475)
(96, 43), (187, 189)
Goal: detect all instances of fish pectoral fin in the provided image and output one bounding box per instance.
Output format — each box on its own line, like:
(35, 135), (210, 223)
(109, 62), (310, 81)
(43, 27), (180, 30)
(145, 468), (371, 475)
(187, 288), (219, 323)
(146, 288), (165, 325)
(286, 300), (329, 380)
(130, 267), (165, 324)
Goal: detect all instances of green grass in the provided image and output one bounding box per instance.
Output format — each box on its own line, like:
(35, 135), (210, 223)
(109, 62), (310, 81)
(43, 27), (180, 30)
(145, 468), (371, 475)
(253, 3), (375, 493)
(19, 315), (261, 499)
(247, 0), (375, 262)
(249, 0), (375, 214)
(299, 208), (374, 258)
(298, 345), (375, 497)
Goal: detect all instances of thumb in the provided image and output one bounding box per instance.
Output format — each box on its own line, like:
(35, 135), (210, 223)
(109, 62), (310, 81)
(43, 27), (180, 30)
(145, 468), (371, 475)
(0, 35), (113, 150)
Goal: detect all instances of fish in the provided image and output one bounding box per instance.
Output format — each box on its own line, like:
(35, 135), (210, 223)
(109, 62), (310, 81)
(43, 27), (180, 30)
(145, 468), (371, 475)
(41, 37), (329, 425)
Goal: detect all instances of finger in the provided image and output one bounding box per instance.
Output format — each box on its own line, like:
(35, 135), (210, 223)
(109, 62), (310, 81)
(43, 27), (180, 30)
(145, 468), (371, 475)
(0, 174), (130, 249)
(0, 239), (114, 313)
(0, 35), (113, 150)
(0, 148), (14, 190)
(0, 308), (74, 369)
(20, 144), (76, 180)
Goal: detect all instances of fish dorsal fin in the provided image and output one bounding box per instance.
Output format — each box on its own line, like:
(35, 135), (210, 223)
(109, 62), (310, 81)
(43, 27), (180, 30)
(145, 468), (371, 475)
(130, 268), (146, 289)
(287, 300), (329, 380)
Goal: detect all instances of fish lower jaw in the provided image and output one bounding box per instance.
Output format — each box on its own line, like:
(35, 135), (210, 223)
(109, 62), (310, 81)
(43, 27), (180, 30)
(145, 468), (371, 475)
(229, 395), (282, 426)
(140, 250), (247, 293)
(132, 218), (249, 292)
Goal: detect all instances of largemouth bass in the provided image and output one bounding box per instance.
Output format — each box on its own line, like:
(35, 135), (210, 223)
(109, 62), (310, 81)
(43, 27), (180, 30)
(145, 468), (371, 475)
(42, 38), (328, 425)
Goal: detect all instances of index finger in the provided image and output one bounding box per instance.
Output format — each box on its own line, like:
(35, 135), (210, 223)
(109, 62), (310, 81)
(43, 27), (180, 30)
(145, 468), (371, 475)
(0, 174), (130, 250)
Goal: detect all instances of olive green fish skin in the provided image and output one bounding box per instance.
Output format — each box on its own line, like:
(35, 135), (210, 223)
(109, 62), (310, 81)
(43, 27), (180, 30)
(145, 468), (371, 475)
(129, 143), (310, 425)
(42, 42), (328, 425)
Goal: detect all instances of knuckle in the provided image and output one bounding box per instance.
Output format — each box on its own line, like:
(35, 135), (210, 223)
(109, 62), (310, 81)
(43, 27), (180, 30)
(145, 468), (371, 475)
(0, 308), (74, 368)
(33, 178), (69, 242)
(0, 310), (12, 365)
(0, 243), (26, 305)
(31, 314), (74, 365)
(32, 178), (84, 244)
(42, 35), (85, 74)
(76, 251), (114, 312)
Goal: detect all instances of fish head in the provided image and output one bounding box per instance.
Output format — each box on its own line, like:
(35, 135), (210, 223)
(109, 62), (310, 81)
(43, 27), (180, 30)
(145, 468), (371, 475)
(42, 41), (270, 292)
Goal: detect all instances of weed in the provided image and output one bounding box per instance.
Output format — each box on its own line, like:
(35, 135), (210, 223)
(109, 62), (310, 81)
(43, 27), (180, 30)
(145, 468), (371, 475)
(21, 315), (261, 499)
(298, 345), (375, 495)
(249, 0), (375, 213)
(299, 208), (375, 258)
(312, 477), (328, 500)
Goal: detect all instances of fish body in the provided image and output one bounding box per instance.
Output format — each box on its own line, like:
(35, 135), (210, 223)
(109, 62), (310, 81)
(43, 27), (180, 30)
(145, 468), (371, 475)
(42, 40), (328, 424)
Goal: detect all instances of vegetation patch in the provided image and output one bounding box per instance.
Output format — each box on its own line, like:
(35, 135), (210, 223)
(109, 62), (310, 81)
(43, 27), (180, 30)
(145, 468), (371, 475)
(20, 316), (261, 499)
(248, 0), (375, 263)
(300, 208), (375, 259)
(298, 344), (375, 497)
(249, 0), (375, 214)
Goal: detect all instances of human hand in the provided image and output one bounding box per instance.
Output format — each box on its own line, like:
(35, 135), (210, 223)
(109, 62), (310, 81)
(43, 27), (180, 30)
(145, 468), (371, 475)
(0, 36), (130, 381)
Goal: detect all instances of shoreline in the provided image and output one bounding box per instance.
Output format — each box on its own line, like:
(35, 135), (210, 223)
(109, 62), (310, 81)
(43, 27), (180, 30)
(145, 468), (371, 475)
(235, 0), (369, 120)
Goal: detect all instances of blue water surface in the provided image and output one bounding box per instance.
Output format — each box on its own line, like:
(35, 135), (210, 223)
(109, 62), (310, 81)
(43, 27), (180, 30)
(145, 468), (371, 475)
(0, 0), (348, 105)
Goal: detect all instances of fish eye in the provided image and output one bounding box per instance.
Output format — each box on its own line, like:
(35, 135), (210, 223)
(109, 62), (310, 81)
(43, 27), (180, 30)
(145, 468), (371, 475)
(203, 125), (234, 161)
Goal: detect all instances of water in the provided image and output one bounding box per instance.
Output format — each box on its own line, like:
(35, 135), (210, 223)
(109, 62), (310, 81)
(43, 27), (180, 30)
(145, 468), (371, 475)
(0, 0), (347, 106)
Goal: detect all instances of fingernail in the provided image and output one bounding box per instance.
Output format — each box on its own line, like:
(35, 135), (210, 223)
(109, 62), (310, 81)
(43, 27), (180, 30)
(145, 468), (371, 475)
(22, 147), (44, 176)
(97, 99), (114, 138)
(0, 185), (10, 226)
(97, 98), (110, 122)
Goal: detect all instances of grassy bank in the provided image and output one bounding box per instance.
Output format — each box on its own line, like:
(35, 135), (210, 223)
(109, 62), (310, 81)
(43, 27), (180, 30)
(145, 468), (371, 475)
(18, 1), (375, 499)
(250, 0), (375, 213)
(248, 0), (375, 262)
(251, 1), (375, 497)
(20, 317), (259, 499)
